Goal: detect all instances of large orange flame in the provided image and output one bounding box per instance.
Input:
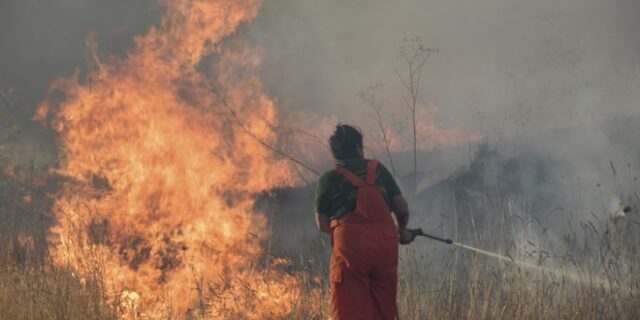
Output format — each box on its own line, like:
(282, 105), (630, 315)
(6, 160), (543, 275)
(37, 0), (312, 317)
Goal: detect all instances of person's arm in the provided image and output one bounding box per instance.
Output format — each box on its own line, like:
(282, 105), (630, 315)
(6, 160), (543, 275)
(315, 212), (331, 234)
(391, 194), (415, 244)
(314, 173), (332, 234)
(391, 194), (409, 229)
(377, 162), (415, 244)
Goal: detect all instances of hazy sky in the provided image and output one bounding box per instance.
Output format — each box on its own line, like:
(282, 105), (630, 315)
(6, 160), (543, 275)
(2, 0), (639, 130)
(0, 0), (162, 120)
(1, 0), (639, 169)
(248, 0), (640, 136)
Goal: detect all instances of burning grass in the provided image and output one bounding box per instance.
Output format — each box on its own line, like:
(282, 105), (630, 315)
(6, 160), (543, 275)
(3, 161), (640, 319)
(3, 0), (639, 318)
(0, 261), (117, 320)
(0, 165), (115, 320)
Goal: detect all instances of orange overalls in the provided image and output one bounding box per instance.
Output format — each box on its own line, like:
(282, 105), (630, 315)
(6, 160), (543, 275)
(330, 159), (399, 320)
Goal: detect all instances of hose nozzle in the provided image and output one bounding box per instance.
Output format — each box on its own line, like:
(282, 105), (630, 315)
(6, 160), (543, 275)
(410, 228), (453, 244)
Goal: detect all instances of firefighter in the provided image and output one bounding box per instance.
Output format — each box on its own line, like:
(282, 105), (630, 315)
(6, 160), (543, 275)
(315, 124), (416, 320)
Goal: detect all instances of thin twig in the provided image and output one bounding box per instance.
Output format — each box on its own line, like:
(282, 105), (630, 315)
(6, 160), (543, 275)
(283, 128), (330, 151)
(357, 84), (397, 176)
(207, 83), (320, 176)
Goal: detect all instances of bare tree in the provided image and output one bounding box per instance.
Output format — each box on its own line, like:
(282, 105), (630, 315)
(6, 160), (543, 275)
(394, 36), (439, 192)
(357, 84), (396, 176)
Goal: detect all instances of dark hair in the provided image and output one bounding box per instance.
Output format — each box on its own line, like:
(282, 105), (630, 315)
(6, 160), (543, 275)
(329, 124), (363, 160)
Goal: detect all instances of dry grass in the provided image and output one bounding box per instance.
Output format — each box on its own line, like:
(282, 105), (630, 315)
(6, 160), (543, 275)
(289, 193), (640, 320)
(0, 261), (117, 320)
(2, 164), (639, 319)
(0, 166), (117, 320)
(394, 211), (640, 320)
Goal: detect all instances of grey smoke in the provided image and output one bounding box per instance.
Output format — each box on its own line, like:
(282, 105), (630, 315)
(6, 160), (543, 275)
(1, 0), (639, 252)
(246, 0), (640, 218)
(0, 0), (162, 119)
(249, 0), (640, 135)
(245, 0), (640, 261)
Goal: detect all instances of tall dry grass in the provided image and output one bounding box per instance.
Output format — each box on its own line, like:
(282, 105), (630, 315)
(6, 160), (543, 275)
(2, 161), (639, 319)
(0, 165), (117, 320)
(288, 194), (640, 319)
(394, 197), (640, 320)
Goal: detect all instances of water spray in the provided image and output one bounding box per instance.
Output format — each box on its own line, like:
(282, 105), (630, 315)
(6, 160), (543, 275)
(408, 228), (616, 290)
(409, 228), (520, 263)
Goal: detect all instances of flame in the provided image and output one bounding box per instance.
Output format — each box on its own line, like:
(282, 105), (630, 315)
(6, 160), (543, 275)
(37, 0), (312, 317)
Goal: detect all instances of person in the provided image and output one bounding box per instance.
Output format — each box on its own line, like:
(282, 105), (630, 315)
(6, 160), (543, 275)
(315, 124), (417, 320)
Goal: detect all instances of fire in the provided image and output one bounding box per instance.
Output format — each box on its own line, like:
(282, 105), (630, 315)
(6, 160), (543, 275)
(37, 0), (312, 317)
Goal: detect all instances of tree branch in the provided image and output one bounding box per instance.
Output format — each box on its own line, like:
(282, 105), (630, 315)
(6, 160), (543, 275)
(357, 85), (397, 176)
(207, 83), (320, 177)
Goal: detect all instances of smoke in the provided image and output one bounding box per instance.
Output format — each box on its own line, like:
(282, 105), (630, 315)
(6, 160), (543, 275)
(248, 0), (640, 134)
(3, 0), (639, 163)
(0, 0), (163, 166)
(245, 0), (640, 234)
(2, 0), (640, 268)
(0, 1), (162, 118)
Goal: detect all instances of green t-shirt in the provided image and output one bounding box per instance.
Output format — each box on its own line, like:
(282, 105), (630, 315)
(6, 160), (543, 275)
(315, 158), (402, 220)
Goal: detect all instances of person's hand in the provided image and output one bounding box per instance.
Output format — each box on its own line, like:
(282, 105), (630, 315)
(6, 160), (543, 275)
(399, 228), (416, 245)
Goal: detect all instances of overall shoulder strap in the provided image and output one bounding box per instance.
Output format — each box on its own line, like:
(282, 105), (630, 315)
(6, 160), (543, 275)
(335, 166), (365, 187)
(366, 159), (379, 185)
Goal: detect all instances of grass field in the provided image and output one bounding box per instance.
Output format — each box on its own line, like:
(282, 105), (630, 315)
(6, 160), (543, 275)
(2, 163), (639, 319)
